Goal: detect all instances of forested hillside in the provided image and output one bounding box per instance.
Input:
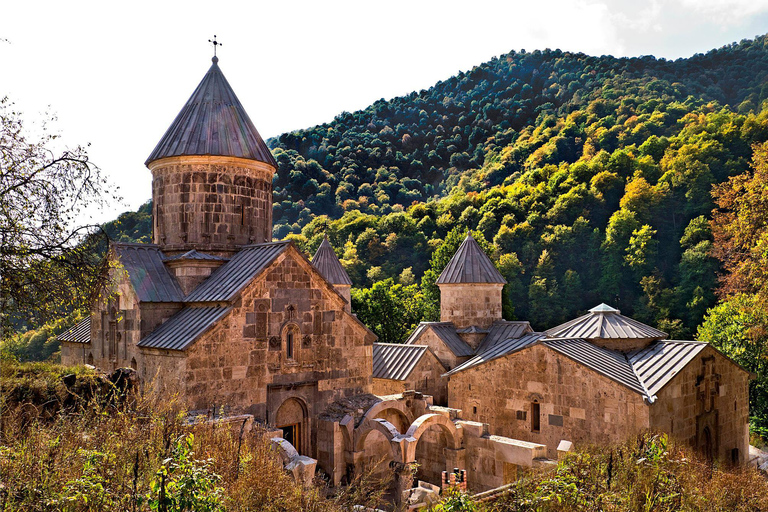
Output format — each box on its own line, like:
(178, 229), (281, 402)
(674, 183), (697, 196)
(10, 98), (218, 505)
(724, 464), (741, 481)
(269, 36), (768, 235)
(95, 35), (768, 340)
(269, 36), (768, 338)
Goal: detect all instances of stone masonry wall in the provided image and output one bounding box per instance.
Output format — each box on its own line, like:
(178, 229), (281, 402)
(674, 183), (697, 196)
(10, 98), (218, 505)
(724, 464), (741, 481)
(448, 344), (650, 458)
(414, 328), (470, 371)
(438, 283), (504, 329)
(372, 350), (448, 405)
(181, 247), (374, 448)
(150, 156), (274, 256)
(649, 346), (750, 463)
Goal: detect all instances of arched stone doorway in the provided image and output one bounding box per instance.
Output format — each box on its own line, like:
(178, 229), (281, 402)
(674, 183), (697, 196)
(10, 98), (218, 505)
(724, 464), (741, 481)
(275, 397), (309, 456)
(87, 352), (94, 365)
(700, 426), (713, 461)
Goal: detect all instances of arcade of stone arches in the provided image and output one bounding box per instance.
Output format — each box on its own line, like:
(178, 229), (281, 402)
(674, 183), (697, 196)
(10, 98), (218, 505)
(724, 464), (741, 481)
(267, 390), (551, 505)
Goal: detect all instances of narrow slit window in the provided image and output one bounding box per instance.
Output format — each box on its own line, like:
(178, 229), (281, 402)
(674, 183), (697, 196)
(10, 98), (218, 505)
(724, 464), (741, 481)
(531, 402), (541, 432)
(286, 332), (294, 359)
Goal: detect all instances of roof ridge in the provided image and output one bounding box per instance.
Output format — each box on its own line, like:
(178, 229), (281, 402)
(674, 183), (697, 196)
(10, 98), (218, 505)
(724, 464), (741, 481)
(374, 342), (428, 348)
(627, 351), (655, 403)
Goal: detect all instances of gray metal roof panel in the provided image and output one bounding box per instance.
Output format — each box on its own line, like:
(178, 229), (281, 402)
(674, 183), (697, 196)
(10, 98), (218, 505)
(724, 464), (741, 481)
(137, 306), (231, 351)
(372, 343), (429, 380)
(629, 340), (708, 397)
(311, 237), (352, 285)
(545, 306), (667, 340)
(542, 338), (647, 395)
(445, 332), (544, 375)
(405, 322), (474, 357)
(477, 321), (533, 353)
(146, 58), (277, 167)
(419, 322), (475, 357)
(184, 241), (289, 302)
(436, 234), (506, 284)
(165, 250), (227, 261)
(57, 317), (91, 344)
(113, 244), (184, 303)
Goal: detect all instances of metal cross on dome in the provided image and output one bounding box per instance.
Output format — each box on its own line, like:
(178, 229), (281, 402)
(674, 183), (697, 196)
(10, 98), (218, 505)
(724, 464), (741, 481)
(208, 35), (222, 57)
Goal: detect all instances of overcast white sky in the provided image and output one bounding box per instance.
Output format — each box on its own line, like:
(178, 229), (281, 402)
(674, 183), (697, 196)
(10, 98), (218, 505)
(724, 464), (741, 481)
(2, 0), (768, 224)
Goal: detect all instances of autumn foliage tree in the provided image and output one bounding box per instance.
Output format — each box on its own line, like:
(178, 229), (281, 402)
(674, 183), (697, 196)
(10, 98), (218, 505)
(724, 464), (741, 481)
(711, 141), (768, 305)
(0, 98), (115, 332)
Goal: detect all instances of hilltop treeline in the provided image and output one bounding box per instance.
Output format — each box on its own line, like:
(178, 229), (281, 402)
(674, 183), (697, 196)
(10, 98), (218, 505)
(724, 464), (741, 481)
(269, 36), (768, 236)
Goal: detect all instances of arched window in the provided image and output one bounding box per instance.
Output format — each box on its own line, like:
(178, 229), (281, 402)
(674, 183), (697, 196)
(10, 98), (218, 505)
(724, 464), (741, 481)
(130, 357), (137, 371)
(282, 324), (300, 361)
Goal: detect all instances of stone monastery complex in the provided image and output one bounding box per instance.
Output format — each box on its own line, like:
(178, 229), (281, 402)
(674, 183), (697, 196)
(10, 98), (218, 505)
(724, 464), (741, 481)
(59, 55), (752, 500)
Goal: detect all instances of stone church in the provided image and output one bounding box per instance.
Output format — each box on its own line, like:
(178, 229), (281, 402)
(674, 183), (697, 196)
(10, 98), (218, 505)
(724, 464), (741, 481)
(60, 54), (752, 496)
(60, 54), (375, 456)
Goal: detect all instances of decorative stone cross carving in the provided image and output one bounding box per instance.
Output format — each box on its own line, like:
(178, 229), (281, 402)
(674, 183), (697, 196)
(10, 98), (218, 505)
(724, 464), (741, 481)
(696, 356), (720, 413)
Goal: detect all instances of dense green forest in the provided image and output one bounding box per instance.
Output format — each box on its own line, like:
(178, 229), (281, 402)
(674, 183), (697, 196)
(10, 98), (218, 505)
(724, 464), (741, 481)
(7, 34), (768, 431)
(100, 36), (768, 335)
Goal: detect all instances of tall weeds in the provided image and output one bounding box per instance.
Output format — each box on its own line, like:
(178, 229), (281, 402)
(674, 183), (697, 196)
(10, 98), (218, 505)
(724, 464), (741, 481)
(0, 361), (387, 512)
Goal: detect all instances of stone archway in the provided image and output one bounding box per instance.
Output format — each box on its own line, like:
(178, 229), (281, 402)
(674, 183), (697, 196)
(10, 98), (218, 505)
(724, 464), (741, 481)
(275, 397), (309, 456)
(405, 414), (463, 485)
(361, 400), (414, 434)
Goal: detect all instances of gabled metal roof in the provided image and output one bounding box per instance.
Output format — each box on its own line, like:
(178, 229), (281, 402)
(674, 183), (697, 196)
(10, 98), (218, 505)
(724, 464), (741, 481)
(542, 338), (647, 395)
(406, 322), (475, 357)
(113, 243), (184, 303)
(629, 340), (708, 397)
(545, 303), (667, 341)
(184, 241), (289, 302)
(436, 234), (506, 284)
(146, 57), (277, 167)
(137, 306), (231, 351)
(476, 321), (533, 353)
(165, 250), (227, 261)
(445, 333), (544, 375)
(373, 343), (430, 380)
(311, 236), (352, 285)
(57, 316), (91, 344)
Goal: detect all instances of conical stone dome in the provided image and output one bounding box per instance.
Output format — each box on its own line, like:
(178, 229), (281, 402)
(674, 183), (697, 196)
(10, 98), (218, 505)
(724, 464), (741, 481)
(146, 56), (276, 167)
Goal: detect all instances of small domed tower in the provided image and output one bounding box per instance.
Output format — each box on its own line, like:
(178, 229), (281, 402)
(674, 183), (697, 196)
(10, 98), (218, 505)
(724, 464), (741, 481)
(146, 55), (277, 258)
(437, 234), (506, 331)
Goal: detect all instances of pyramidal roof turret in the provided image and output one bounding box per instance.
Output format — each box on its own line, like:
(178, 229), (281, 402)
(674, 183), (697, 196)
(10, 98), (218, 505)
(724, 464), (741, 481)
(312, 236), (353, 285)
(545, 303), (668, 340)
(146, 56), (277, 167)
(436, 233), (506, 284)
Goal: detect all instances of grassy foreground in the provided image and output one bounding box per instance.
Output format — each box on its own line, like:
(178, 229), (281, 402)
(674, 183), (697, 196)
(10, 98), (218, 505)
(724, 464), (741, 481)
(0, 360), (386, 512)
(2, 360), (767, 511)
(472, 433), (768, 512)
